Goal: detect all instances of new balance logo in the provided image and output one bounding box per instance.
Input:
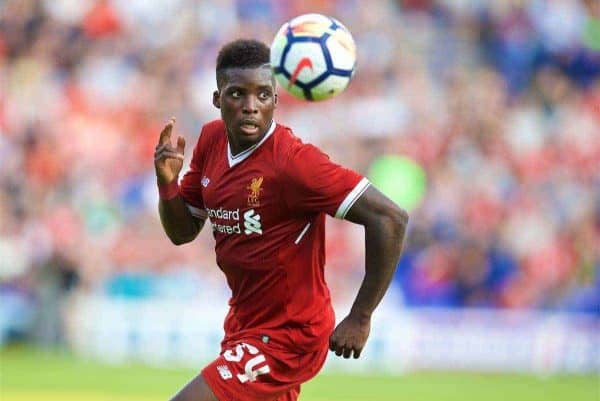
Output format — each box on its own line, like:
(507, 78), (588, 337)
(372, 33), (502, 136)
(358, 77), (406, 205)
(243, 209), (262, 235)
(217, 364), (233, 380)
(201, 176), (210, 187)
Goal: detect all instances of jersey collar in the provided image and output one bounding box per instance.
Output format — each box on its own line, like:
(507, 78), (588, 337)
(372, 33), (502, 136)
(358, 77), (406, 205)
(227, 120), (276, 168)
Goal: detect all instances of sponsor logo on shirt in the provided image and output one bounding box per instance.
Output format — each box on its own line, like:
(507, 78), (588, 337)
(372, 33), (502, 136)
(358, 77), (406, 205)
(247, 176), (263, 207)
(243, 209), (262, 235)
(205, 207), (262, 236)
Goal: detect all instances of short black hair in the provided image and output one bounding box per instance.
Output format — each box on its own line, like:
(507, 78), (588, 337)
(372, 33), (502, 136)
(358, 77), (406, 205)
(216, 39), (271, 88)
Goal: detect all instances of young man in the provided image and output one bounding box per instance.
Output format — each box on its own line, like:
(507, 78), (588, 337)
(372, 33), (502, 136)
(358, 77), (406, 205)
(154, 39), (408, 401)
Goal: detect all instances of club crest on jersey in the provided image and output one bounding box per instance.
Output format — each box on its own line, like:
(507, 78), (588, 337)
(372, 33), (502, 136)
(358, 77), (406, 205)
(247, 176), (264, 207)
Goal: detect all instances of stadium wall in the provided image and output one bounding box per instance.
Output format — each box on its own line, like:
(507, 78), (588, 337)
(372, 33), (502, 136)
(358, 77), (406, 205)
(64, 295), (599, 374)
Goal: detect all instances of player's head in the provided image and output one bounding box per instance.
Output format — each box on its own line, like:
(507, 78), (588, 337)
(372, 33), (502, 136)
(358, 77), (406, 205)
(215, 39), (276, 90)
(213, 39), (277, 151)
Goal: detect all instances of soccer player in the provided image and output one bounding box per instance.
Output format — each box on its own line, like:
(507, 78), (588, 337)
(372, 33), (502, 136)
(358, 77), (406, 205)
(154, 39), (408, 401)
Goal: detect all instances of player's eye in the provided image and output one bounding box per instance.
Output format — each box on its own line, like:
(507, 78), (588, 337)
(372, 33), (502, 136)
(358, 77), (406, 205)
(258, 91), (271, 100)
(230, 90), (242, 98)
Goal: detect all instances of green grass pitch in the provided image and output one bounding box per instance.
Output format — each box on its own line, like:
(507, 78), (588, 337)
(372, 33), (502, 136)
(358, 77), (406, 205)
(1, 347), (598, 401)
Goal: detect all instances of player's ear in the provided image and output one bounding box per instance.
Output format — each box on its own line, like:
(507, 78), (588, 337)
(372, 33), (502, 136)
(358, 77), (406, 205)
(213, 90), (221, 109)
(271, 77), (278, 108)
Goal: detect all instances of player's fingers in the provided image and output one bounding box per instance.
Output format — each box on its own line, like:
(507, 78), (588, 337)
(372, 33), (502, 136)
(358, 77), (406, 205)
(155, 142), (169, 154)
(154, 143), (172, 159)
(154, 150), (185, 162)
(328, 334), (338, 351)
(353, 347), (363, 359)
(159, 117), (176, 145)
(330, 336), (345, 353)
(342, 347), (352, 359)
(332, 339), (346, 356)
(176, 135), (186, 154)
(156, 149), (184, 160)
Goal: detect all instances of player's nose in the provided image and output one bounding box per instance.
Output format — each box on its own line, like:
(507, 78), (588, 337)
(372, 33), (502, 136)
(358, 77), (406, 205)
(241, 95), (259, 113)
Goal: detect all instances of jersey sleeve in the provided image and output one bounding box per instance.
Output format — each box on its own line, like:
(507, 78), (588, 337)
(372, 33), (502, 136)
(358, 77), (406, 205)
(282, 143), (370, 219)
(179, 131), (208, 221)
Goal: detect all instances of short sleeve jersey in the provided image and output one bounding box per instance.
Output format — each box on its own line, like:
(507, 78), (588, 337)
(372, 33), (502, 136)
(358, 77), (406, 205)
(180, 120), (369, 353)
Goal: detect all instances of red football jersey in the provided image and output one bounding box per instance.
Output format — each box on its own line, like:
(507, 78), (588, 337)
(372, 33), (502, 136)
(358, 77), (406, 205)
(180, 120), (369, 353)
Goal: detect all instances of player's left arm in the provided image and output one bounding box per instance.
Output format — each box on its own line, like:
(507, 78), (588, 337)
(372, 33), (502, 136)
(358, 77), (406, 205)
(329, 185), (408, 359)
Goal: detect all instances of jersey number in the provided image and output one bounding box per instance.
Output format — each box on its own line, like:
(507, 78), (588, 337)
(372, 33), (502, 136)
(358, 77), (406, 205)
(223, 342), (271, 383)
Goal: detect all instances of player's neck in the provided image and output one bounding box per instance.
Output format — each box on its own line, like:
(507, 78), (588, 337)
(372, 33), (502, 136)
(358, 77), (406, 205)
(228, 137), (254, 156)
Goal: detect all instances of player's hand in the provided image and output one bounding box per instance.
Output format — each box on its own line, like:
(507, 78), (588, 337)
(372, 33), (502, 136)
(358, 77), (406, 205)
(329, 314), (371, 359)
(154, 117), (185, 185)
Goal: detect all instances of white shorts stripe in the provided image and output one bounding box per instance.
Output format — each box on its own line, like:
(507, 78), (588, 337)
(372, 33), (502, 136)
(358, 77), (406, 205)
(334, 178), (371, 219)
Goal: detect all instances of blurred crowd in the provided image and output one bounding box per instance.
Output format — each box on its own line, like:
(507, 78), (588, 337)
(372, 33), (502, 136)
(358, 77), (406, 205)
(1, 0), (599, 343)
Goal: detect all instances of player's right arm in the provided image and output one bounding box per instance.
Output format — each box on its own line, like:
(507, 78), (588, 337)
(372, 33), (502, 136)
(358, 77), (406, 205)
(155, 118), (204, 245)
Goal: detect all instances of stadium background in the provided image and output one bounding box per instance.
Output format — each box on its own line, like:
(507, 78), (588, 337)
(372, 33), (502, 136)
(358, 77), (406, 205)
(1, 0), (599, 400)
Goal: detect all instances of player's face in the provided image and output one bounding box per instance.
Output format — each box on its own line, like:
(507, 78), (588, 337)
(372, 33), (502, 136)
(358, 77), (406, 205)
(214, 67), (277, 152)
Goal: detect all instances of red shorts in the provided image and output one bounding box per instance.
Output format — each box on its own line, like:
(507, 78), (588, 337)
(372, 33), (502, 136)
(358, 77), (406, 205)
(201, 338), (328, 401)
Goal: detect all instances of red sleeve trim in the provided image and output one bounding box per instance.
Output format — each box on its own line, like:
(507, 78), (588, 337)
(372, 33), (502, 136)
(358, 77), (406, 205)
(158, 179), (179, 200)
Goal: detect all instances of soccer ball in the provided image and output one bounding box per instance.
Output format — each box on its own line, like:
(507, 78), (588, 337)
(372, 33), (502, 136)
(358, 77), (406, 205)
(270, 13), (357, 101)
